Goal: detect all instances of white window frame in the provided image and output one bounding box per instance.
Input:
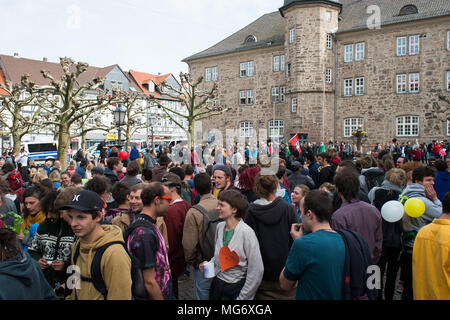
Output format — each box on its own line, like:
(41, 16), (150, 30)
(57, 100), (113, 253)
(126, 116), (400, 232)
(344, 78), (353, 96)
(409, 73), (419, 93)
(397, 37), (407, 56)
(239, 90), (247, 105)
(240, 121), (254, 138)
(212, 66), (218, 81)
(269, 120), (284, 139)
(355, 42), (365, 61)
(396, 116), (419, 137)
(326, 68), (332, 83)
(205, 67), (211, 82)
(280, 55), (285, 71)
(326, 11), (332, 22)
(326, 34), (333, 50)
(240, 63), (247, 77)
(355, 77), (364, 96)
(447, 119), (450, 136)
(289, 28), (295, 44)
(344, 44), (353, 62)
(273, 56), (280, 72)
(447, 31), (450, 51)
(291, 98), (297, 113)
(247, 90), (254, 105)
(409, 35), (420, 55)
(247, 61), (254, 77)
(447, 71), (450, 91)
(271, 87), (279, 103)
(280, 87), (286, 102)
(344, 118), (364, 138)
(396, 74), (407, 94)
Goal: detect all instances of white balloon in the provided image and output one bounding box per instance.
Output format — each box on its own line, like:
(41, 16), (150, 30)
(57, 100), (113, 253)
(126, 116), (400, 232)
(381, 200), (404, 223)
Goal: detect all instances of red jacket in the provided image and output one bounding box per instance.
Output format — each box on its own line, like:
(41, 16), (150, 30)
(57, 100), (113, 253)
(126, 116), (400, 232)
(411, 149), (423, 161)
(164, 199), (190, 276)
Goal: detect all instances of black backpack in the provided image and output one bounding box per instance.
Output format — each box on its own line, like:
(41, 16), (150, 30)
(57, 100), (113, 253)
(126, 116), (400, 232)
(363, 170), (385, 192)
(72, 226), (148, 300)
(338, 229), (378, 300)
(192, 204), (222, 261)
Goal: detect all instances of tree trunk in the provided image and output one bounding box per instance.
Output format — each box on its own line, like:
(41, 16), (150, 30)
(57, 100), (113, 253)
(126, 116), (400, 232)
(12, 131), (22, 155)
(81, 132), (87, 152)
(58, 126), (70, 171)
(126, 125), (131, 149)
(188, 120), (195, 150)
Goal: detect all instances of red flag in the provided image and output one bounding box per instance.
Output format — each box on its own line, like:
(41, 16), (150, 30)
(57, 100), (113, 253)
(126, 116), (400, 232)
(289, 134), (301, 154)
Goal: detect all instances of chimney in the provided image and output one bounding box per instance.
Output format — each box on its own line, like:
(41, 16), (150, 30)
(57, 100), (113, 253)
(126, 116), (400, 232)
(43, 57), (48, 62)
(13, 52), (19, 57)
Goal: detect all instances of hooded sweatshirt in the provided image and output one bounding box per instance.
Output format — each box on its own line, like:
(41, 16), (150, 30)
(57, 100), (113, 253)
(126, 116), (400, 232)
(66, 225), (132, 300)
(245, 197), (299, 281)
(0, 251), (56, 300)
(400, 183), (442, 249)
(434, 171), (450, 202)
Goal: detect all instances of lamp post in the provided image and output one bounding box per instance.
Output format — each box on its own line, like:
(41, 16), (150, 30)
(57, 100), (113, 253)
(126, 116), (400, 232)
(148, 115), (156, 150)
(113, 104), (126, 148)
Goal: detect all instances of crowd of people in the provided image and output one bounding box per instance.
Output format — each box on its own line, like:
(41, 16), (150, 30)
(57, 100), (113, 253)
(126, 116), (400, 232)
(0, 137), (449, 301)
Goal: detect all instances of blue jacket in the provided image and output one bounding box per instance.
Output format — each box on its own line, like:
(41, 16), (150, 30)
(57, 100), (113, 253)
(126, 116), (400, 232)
(434, 171), (450, 202)
(0, 251), (56, 300)
(75, 166), (86, 179)
(130, 148), (139, 161)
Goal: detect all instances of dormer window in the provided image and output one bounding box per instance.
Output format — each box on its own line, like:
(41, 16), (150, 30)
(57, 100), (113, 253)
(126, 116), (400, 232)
(399, 5), (418, 16)
(245, 35), (257, 44)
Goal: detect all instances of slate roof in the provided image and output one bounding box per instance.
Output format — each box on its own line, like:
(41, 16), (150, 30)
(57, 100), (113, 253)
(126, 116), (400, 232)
(183, 0), (450, 62)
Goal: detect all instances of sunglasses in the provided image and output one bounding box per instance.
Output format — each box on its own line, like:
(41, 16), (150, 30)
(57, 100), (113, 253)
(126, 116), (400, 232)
(160, 196), (173, 202)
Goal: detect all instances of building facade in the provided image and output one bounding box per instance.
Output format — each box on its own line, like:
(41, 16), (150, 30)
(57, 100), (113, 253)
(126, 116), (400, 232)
(183, 0), (450, 145)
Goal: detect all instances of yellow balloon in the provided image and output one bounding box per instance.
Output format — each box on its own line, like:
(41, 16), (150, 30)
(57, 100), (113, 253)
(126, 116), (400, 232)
(404, 198), (425, 218)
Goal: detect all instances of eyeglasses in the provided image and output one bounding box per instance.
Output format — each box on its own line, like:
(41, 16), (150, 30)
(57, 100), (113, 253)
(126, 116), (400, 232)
(160, 196), (173, 202)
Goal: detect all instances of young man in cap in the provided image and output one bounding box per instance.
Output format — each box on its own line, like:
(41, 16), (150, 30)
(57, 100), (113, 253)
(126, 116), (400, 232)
(212, 164), (235, 198)
(161, 172), (191, 299)
(62, 190), (132, 300)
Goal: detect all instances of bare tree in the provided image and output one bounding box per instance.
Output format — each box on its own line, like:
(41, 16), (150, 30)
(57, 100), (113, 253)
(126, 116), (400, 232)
(27, 57), (121, 170)
(148, 72), (228, 148)
(0, 74), (46, 154)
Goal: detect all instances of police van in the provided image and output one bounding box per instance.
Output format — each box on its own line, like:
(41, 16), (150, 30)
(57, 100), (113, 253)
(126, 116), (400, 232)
(21, 140), (58, 166)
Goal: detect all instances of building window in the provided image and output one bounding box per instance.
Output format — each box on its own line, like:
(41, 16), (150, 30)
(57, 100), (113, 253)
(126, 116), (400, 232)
(326, 11), (332, 22)
(344, 44), (353, 62)
(399, 5), (418, 16)
(291, 98), (297, 113)
(447, 119), (450, 136)
(205, 68), (211, 82)
(344, 79), (353, 96)
(212, 66), (218, 81)
(289, 28), (295, 44)
(286, 63), (291, 77)
(247, 90), (254, 105)
(271, 87), (279, 103)
(447, 31), (450, 51)
(355, 42), (365, 61)
(240, 61), (254, 77)
(88, 116), (95, 125)
(280, 55), (285, 71)
(269, 120), (284, 138)
(245, 35), (257, 43)
(273, 56), (280, 72)
(248, 61), (254, 76)
(397, 37), (407, 56)
(240, 90), (247, 105)
(240, 121), (254, 138)
(326, 34), (333, 50)
(447, 71), (450, 91)
(326, 68), (332, 83)
(280, 87), (286, 102)
(409, 35), (420, 55)
(409, 73), (419, 93)
(240, 63), (247, 77)
(396, 74), (407, 93)
(344, 118), (364, 138)
(355, 77), (365, 96)
(396, 116), (419, 137)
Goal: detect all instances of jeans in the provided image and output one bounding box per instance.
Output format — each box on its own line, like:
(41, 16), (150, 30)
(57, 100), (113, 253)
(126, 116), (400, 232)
(194, 269), (213, 300)
(377, 246), (401, 300)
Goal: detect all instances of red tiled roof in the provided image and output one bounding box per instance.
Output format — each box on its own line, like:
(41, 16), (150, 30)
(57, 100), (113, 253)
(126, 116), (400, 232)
(128, 70), (177, 100)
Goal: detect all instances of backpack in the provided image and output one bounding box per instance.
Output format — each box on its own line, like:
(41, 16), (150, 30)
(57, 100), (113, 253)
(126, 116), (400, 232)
(337, 229), (378, 300)
(7, 170), (25, 203)
(363, 170), (385, 192)
(192, 204), (222, 261)
(73, 234), (147, 300)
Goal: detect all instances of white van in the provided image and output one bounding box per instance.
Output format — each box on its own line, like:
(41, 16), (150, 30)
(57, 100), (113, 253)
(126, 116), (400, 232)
(21, 140), (58, 166)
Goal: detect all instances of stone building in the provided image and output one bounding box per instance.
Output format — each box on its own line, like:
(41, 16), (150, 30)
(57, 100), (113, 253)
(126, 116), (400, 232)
(183, 0), (450, 145)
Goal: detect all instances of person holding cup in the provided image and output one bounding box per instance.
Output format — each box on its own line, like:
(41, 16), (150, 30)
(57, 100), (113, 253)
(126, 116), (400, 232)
(200, 189), (263, 300)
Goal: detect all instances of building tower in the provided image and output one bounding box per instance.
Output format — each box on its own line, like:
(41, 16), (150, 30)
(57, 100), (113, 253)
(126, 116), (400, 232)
(280, 0), (342, 143)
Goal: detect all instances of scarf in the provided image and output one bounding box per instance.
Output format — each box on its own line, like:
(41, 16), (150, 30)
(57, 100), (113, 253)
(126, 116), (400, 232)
(22, 211), (46, 231)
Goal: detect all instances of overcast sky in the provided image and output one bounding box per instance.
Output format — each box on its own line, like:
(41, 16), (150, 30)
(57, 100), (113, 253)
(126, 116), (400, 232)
(0, 0), (281, 77)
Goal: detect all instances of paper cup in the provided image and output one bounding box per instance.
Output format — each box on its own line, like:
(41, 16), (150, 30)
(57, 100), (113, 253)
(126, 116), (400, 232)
(203, 261), (215, 278)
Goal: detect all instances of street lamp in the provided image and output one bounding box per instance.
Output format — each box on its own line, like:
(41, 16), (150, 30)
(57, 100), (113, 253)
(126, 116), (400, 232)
(148, 115), (156, 150)
(113, 104), (126, 147)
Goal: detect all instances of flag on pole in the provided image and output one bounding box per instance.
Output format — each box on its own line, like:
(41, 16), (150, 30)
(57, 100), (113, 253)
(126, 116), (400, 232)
(289, 134), (302, 154)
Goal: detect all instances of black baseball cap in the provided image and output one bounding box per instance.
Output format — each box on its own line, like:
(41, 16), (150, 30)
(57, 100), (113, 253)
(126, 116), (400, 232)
(59, 190), (103, 212)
